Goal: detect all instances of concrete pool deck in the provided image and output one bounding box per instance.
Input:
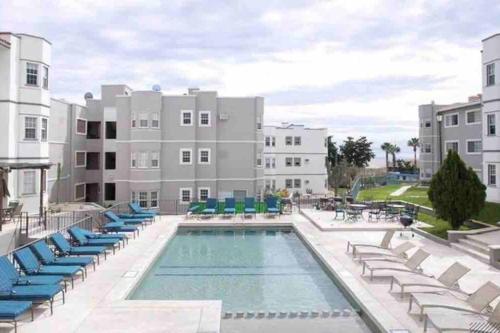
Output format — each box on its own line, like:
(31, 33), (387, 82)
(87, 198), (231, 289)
(11, 213), (500, 333)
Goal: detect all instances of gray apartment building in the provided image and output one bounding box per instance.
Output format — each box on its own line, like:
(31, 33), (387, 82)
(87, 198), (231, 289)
(418, 95), (483, 180)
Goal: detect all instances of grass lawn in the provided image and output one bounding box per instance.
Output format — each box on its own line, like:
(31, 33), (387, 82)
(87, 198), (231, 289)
(356, 184), (402, 201)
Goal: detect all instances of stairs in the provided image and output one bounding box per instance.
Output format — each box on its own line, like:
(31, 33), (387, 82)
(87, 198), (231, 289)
(451, 236), (490, 264)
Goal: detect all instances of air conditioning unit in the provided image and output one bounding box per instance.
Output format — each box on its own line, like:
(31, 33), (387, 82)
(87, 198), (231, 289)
(219, 113), (229, 120)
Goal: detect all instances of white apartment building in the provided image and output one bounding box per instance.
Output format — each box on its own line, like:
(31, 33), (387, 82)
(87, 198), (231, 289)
(263, 123), (328, 195)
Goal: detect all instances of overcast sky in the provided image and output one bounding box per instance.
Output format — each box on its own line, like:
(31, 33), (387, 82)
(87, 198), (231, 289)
(1, 0), (498, 166)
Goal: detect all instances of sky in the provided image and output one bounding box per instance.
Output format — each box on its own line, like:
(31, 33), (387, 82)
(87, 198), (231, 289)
(1, 0), (499, 166)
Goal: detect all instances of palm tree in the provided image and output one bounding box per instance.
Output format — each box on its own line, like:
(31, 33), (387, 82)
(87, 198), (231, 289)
(380, 142), (391, 170)
(407, 138), (419, 166)
(386, 144), (400, 169)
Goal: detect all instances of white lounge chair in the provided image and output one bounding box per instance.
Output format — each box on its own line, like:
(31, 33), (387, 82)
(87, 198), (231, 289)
(362, 249), (430, 281)
(347, 230), (395, 255)
(357, 241), (415, 262)
(390, 261), (470, 299)
(424, 301), (500, 332)
(409, 281), (500, 321)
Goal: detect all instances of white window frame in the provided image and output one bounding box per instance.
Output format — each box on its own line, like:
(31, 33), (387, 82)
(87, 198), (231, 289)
(150, 191), (159, 208)
(199, 111), (211, 127)
(265, 136), (270, 147)
(422, 143), (432, 154)
(139, 113), (149, 128)
(444, 113), (459, 128)
(294, 157), (301, 167)
(74, 183), (86, 201)
(294, 178), (301, 188)
(465, 110), (481, 125)
(179, 188), (192, 203)
(24, 116), (38, 141)
(285, 157), (293, 167)
(131, 113), (137, 128)
(285, 179), (293, 188)
(488, 164), (497, 186)
(265, 157), (271, 169)
(256, 153), (262, 168)
(26, 62), (38, 86)
(138, 151), (148, 168)
(22, 170), (36, 195)
(42, 66), (49, 89)
(130, 152), (137, 168)
(466, 139), (482, 155)
(294, 136), (301, 145)
(444, 140), (459, 153)
(198, 187), (210, 202)
(40, 118), (48, 142)
(487, 114), (496, 136)
(272, 158), (276, 168)
(74, 151), (87, 168)
(151, 151), (160, 168)
(180, 149), (192, 165)
(486, 63), (495, 86)
(198, 148), (211, 165)
(76, 118), (87, 135)
(151, 112), (160, 128)
(256, 116), (262, 130)
(272, 136), (276, 147)
(180, 110), (193, 126)
(138, 191), (148, 208)
(285, 136), (293, 145)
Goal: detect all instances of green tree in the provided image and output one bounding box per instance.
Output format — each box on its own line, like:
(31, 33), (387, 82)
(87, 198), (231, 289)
(340, 136), (375, 168)
(327, 136), (340, 168)
(380, 142), (391, 169)
(428, 151), (486, 230)
(386, 144), (400, 168)
(407, 138), (419, 166)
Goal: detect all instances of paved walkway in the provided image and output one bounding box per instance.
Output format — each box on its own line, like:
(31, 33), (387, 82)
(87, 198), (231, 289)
(390, 185), (412, 196)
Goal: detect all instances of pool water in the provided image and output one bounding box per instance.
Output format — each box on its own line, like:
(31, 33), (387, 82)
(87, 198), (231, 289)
(129, 228), (357, 313)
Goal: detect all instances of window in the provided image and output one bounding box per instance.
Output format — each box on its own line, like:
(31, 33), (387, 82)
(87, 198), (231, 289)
(105, 122), (116, 139)
(180, 149), (192, 165)
(256, 116), (262, 130)
(105, 152), (116, 170)
(199, 111), (210, 127)
(444, 113), (459, 127)
(294, 179), (301, 188)
(76, 118), (87, 135)
(265, 136), (270, 147)
(26, 62), (38, 86)
(180, 188), (192, 203)
(488, 164), (497, 186)
(272, 180), (276, 190)
(139, 114), (148, 128)
(285, 179), (293, 188)
(181, 110), (193, 126)
(265, 158), (270, 169)
(466, 110), (480, 125)
(151, 152), (160, 168)
(138, 152), (148, 168)
(139, 192), (148, 208)
(24, 117), (37, 140)
(285, 157), (292, 167)
(272, 137), (276, 147)
(131, 113), (137, 128)
(87, 121), (101, 139)
(294, 157), (301, 167)
(445, 141), (459, 153)
(198, 188), (209, 202)
(424, 121), (432, 128)
(257, 153), (262, 167)
(42, 66), (49, 89)
(151, 113), (160, 128)
(75, 183), (85, 200)
(294, 136), (301, 145)
(272, 158), (276, 168)
(487, 114), (496, 136)
(131, 152), (137, 168)
(466, 140), (482, 154)
(41, 118), (48, 141)
(23, 171), (36, 194)
(104, 183), (116, 201)
(422, 143), (431, 153)
(150, 191), (159, 208)
(198, 149), (210, 164)
(487, 63), (495, 86)
(285, 136), (292, 145)
(86, 152), (100, 170)
(75, 151), (86, 167)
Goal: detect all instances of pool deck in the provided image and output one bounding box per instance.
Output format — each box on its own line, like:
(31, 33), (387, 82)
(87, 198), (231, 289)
(12, 213), (500, 333)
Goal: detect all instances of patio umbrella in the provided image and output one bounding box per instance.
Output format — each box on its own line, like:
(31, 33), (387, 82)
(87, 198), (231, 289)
(0, 168), (9, 198)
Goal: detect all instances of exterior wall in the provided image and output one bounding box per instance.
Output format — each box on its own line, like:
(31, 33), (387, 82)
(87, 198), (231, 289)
(482, 34), (500, 203)
(263, 124), (328, 195)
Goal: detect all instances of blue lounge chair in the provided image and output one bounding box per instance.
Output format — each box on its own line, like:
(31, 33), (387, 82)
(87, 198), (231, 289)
(68, 227), (121, 254)
(0, 301), (33, 332)
(30, 241), (95, 276)
(50, 233), (107, 265)
(223, 198), (236, 216)
(129, 202), (158, 216)
(104, 211), (145, 229)
(101, 221), (139, 238)
(0, 257), (65, 289)
(13, 248), (84, 289)
(186, 202), (200, 217)
(0, 273), (64, 315)
(244, 197), (256, 217)
(201, 198), (218, 217)
(74, 227), (128, 246)
(265, 196), (280, 216)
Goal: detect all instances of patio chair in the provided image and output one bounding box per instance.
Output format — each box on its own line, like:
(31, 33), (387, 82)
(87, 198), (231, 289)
(50, 233), (107, 265)
(0, 273), (64, 315)
(390, 261), (470, 299)
(347, 230), (395, 255)
(368, 204), (381, 221)
(265, 196), (280, 217)
(30, 241), (96, 277)
(201, 198), (218, 217)
(104, 211), (145, 229)
(345, 208), (361, 222)
(129, 202), (158, 216)
(0, 300), (33, 333)
(362, 249), (430, 280)
(118, 203), (156, 223)
(334, 204), (345, 220)
(424, 300), (500, 333)
(385, 207), (400, 221)
(13, 248), (84, 289)
(409, 281), (500, 321)
(186, 202), (201, 217)
(68, 227), (121, 254)
(223, 198), (236, 216)
(101, 221), (139, 238)
(357, 241), (415, 263)
(243, 197), (256, 217)
(74, 227), (128, 246)
(0, 257), (65, 289)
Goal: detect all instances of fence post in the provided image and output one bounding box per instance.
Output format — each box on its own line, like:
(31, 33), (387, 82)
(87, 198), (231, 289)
(25, 213), (29, 236)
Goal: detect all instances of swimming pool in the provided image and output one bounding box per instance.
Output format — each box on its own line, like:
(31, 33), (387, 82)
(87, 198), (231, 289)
(129, 228), (362, 314)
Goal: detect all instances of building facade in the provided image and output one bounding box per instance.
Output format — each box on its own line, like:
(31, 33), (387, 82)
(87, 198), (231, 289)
(418, 96), (483, 181)
(263, 123), (328, 195)
(482, 34), (500, 203)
